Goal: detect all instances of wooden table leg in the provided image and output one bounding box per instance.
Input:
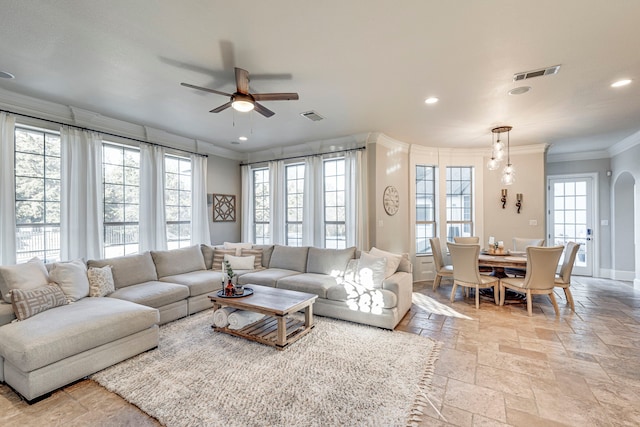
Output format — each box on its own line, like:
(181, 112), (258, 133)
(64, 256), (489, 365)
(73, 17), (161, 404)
(304, 304), (314, 328)
(276, 315), (286, 348)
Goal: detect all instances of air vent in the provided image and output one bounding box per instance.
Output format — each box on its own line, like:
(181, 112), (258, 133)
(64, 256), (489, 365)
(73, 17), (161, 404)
(300, 111), (324, 121)
(513, 65), (561, 82)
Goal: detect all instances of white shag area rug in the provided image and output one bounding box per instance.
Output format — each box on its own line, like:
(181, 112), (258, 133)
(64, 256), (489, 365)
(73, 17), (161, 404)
(92, 310), (440, 427)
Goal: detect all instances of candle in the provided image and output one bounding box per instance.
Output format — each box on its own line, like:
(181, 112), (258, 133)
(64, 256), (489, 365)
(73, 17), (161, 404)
(488, 236), (495, 245)
(498, 241), (504, 248)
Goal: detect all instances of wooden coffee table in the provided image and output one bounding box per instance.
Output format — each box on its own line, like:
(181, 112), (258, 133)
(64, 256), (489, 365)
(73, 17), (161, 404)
(208, 284), (317, 350)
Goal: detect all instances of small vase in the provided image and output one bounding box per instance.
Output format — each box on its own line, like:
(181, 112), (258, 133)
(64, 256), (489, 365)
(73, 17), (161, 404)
(225, 280), (234, 296)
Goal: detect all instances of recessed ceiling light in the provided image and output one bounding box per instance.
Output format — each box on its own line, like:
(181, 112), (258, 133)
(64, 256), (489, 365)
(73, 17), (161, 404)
(0, 71), (15, 79)
(424, 97), (439, 104)
(611, 79), (632, 88)
(508, 86), (531, 95)
(238, 136), (248, 141)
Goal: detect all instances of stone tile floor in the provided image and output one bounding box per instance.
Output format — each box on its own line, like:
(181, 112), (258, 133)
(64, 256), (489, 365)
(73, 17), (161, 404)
(0, 277), (638, 426)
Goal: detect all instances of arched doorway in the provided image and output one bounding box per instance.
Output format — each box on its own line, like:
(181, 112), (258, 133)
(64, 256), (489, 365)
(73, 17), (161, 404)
(613, 172), (636, 283)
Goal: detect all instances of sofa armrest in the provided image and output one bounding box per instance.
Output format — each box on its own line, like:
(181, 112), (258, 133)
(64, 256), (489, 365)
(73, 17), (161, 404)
(382, 271), (413, 320)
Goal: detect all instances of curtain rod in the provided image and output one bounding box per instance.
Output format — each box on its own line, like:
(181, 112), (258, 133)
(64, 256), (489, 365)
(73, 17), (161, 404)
(1, 109), (208, 158)
(240, 146), (366, 167)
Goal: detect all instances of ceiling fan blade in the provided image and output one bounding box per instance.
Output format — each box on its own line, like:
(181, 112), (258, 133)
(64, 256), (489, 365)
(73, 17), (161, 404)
(235, 67), (250, 94)
(181, 82), (232, 97)
(252, 93), (299, 101)
(253, 102), (275, 118)
(209, 101), (233, 113)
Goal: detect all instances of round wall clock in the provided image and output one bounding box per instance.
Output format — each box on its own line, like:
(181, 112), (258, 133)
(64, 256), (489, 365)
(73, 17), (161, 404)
(383, 185), (400, 216)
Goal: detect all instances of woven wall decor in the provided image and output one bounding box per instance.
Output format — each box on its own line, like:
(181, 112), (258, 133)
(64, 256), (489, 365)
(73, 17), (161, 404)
(211, 194), (236, 222)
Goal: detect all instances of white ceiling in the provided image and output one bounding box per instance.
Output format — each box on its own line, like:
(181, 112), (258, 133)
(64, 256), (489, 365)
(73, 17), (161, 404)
(1, 0), (639, 156)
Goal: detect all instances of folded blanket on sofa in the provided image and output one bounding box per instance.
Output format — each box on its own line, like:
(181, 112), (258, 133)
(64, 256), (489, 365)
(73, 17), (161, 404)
(213, 307), (237, 327)
(228, 310), (264, 330)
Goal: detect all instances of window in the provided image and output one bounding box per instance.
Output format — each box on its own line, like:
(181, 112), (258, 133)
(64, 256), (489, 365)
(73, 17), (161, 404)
(323, 158), (346, 249)
(102, 143), (140, 258)
(253, 168), (270, 244)
(446, 166), (473, 242)
(415, 165), (436, 254)
(286, 163), (304, 246)
(14, 127), (61, 263)
(165, 155), (191, 249)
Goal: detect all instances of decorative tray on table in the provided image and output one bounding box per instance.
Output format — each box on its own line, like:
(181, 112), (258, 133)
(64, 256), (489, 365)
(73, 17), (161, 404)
(480, 250), (510, 256)
(216, 287), (254, 298)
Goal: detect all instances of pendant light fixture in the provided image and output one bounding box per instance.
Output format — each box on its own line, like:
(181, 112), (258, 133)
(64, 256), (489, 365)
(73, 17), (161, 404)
(487, 126), (515, 185)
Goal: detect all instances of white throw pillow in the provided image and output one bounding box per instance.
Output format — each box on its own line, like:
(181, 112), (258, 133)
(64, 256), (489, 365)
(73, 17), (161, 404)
(223, 254), (256, 271)
(0, 257), (49, 303)
(369, 247), (402, 278)
(88, 265), (115, 297)
(356, 252), (387, 289)
(49, 259), (90, 302)
(223, 242), (254, 256)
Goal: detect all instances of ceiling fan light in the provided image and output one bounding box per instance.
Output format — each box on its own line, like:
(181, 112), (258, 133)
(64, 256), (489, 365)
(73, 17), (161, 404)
(232, 100), (254, 112)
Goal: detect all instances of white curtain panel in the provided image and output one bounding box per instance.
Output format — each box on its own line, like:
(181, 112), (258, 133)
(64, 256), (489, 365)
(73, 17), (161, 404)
(139, 143), (167, 251)
(0, 113), (16, 265)
(60, 127), (104, 261)
(269, 160), (286, 245)
(302, 156), (324, 247)
(240, 165), (253, 243)
(190, 154), (211, 245)
(345, 149), (368, 249)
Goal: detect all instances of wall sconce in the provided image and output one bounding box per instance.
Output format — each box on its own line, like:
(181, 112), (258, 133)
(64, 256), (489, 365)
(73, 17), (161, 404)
(516, 193), (523, 213)
(501, 189), (507, 209)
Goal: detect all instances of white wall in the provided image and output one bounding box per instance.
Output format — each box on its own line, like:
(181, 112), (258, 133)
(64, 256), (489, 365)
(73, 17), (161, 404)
(206, 156), (241, 244)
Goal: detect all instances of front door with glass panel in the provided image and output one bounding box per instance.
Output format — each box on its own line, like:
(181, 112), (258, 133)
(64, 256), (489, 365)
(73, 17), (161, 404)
(547, 175), (595, 276)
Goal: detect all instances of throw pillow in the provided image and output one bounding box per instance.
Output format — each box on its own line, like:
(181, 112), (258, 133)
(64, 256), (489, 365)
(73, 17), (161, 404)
(212, 249), (237, 271)
(223, 242), (254, 256)
(0, 257), (50, 303)
(11, 284), (68, 321)
(240, 248), (263, 269)
(356, 252), (387, 289)
(369, 247), (403, 278)
(49, 259), (90, 302)
(223, 254), (256, 271)
(87, 265), (115, 297)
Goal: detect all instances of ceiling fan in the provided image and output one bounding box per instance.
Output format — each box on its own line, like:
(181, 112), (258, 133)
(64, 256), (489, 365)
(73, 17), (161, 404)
(181, 67), (299, 118)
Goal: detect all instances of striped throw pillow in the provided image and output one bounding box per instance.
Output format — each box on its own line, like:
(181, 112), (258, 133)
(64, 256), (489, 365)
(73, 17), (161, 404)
(240, 249), (263, 269)
(212, 249), (237, 271)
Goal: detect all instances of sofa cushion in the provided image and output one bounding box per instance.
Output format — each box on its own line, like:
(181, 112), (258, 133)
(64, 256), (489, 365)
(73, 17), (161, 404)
(237, 269), (301, 288)
(88, 252), (158, 289)
(0, 297), (158, 372)
(151, 245), (206, 278)
(306, 247), (355, 276)
(0, 302), (16, 326)
(240, 248), (263, 269)
(200, 244), (215, 269)
(49, 259), (90, 302)
(11, 284), (68, 320)
(269, 245), (309, 272)
(327, 282), (398, 309)
(159, 270), (224, 296)
(88, 265), (116, 297)
(276, 273), (341, 299)
(212, 249), (237, 271)
(352, 253), (387, 289)
(0, 258), (49, 303)
(369, 247), (403, 278)
(108, 281), (189, 308)
(224, 254), (255, 271)
(252, 245), (274, 267)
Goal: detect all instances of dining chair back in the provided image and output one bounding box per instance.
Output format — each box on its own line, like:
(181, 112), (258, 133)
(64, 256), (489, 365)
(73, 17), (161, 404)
(429, 237), (453, 291)
(555, 241), (580, 311)
(454, 236), (480, 244)
(512, 237), (545, 251)
(500, 245), (564, 316)
(447, 242), (499, 308)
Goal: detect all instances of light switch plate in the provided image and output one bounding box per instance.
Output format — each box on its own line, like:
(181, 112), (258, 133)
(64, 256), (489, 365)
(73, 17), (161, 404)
(529, 220), (537, 226)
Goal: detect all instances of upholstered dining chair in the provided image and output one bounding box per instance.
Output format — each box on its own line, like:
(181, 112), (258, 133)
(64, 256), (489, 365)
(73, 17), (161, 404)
(454, 236), (480, 244)
(430, 237), (453, 291)
(554, 241), (580, 312)
(447, 242), (499, 309)
(506, 237), (546, 277)
(500, 245), (564, 316)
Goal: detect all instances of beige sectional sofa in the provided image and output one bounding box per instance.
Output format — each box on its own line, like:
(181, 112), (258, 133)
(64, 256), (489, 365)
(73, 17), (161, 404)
(0, 243), (411, 401)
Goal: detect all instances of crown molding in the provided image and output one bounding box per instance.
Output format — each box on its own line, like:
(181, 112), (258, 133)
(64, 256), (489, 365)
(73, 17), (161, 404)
(608, 129), (640, 157)
(368, 133), (411, 153)
(546, 150), (610, 163)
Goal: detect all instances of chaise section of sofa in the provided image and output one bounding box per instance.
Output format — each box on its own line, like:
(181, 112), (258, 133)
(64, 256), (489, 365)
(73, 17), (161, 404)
(88, 252), (189, 324)
(0, 297), (159, 402)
